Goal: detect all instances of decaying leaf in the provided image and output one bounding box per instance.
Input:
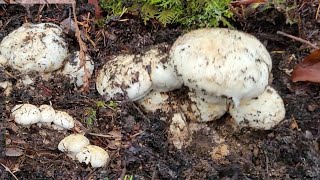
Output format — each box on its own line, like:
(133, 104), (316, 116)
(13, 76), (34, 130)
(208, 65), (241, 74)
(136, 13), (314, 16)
(88, 0), (102, 18)
(292, 49), (320, 83)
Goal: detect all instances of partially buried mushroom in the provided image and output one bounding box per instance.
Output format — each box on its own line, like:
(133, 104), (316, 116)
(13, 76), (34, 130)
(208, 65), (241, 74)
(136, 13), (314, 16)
(229, 86), (285, 130)
(52, 111), (75, 130)
(169, 28), (272, 107)
(0, 23), (69, 73)
(58, 134), (90, 158)
(76, 145), (109, 168)
(11, 104), (41, 126)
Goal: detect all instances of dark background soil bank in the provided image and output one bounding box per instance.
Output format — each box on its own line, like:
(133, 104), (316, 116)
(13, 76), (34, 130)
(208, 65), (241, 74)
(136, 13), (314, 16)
(1, 2), (320, 180)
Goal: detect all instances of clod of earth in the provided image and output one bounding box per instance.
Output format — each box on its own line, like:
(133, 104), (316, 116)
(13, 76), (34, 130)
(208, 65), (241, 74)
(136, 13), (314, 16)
(169, 28), (272, 107)
(11, 103), (75, 130)
(0, 23), (69, 73)
(229, 86), (285, 129)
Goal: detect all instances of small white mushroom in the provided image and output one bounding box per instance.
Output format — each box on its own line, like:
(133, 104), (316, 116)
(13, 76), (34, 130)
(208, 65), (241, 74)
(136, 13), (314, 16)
(142, 45), (182, 92)
(0, 23), (68, 73)
(229, 86), (285, 130)
(0, 81), (12, 96)
(58, 134), (90, 158)
(61, 51), (94, 87)
(96, 54), (152, 101)
(169, 113), (190, 149)
(169, 28), (272, 106)
(52, 111), (75, 130)
(137, 90), (170, 112)
(39, 104), (56, 123)
(11, 104), (41, 125)
(76, 145), (109, 168)
(180, 91), (228, 122)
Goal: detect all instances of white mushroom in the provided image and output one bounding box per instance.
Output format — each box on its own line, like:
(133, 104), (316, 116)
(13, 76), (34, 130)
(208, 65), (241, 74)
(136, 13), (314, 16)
(58, 134), (90, 158)
(142, 45), (182, 92)
(169, 28), (272, 106)
(52, 111), (75, 130)
(0, 23), (68, 73)
(11, 104), (41, 125)
(76, 145), (109, 168)
(180, 91), (228, 122)
(0, 53), (7, 66)
(169, 113), (190, 149)
(137, 90), (170, 112)
(61, 51), (94, 87)
(39, 104), (56, 123)
(96, 54), (152, 101)
(229, 86), (285, 130)
(0, 81), (12, 96)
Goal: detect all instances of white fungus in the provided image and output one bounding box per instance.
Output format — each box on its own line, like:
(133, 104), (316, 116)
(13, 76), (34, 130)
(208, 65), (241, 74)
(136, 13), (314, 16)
(181, 91), (228, 122)
(39, 104), (56, 123)
(58, 134), (90, 158)
(61, 51), (94, 87)
(137, 90), (170, 112)
(169, 28), (272, 106)
(52, 111), (75, 130)
(229, 86), (285, 130)
(76, 145), (109, 168)
(11, 104), (41, 125)
(169, 113), (190, 149)
(0, 23), (69, 73)
(96, 54), (152, 101)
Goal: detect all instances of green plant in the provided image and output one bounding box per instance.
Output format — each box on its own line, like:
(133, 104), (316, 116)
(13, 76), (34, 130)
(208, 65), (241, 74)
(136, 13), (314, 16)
(99, 0), (234, 28)
(84, 107), (97, 126)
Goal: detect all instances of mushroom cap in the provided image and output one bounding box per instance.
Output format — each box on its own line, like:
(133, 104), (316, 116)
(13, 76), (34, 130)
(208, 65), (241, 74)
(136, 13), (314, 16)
(229, 86), (285, 130)
(137, 90), (170, 112)
(142, 45), (182, 92)
(39, 104), (56, 123)
(0, 23), (68, 73)
(181, 91), (228, 122)
(53, 111), (75, 130)
(76, 145), (109, 168)
(58, 134), (90, 158)
(11, 104), (41, 125)
(61, 51), (94, 87)
(169, 28), (272, 106)
(96, 54), (152, 101)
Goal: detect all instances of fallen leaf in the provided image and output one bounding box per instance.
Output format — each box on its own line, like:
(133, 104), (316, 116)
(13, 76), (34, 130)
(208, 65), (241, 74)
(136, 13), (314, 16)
(5, 147), (24, 157)
(88, 0), (102, 18)
(292, 49), (320, 83)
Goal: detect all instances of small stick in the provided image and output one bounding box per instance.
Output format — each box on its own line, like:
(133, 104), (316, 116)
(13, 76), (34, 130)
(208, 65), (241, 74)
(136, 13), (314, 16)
(277, 31), (319, 50)
(0, 163), (18, 180)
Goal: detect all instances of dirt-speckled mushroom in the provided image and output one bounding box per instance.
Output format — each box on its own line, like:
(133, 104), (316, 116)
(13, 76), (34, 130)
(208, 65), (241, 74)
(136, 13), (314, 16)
(52, 111), (75, 130)
(96, 54), (152, 101)
(229, 86), (285, 129)
(0, 23), (68, 73)
(58, 134), (90, 158)
(169, 28), (272, 106)
(180, 91), (228, 122)
(76, 145), (109, 168)
(61, 51), (94, 87)
(11, 104), (41, 125)
(38, 104), (56, 126)
(137, 90), (170, 112)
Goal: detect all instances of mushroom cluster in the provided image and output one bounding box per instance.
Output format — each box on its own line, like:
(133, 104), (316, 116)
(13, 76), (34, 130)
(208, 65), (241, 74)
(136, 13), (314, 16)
(58, 134), (109, 168)
(11, 104), (75, 130)
(96, 28), (285, 132)
(0, 23), (94, 87)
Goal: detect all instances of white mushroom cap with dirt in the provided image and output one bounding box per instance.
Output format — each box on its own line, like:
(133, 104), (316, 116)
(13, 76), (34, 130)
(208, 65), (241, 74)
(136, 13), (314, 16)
(0, 22), (94, 88)
(96, 28), (286, 131)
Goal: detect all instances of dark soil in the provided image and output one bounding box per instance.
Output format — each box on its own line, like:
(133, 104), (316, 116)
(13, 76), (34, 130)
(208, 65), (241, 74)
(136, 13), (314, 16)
(1, 2), (320, 180)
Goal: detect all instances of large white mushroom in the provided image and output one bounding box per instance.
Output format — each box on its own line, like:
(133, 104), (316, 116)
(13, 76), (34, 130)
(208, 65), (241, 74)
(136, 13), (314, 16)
(11, 104), (41, 125)
(96, 54), (153, 101)
(169, 28), (272, 107)
(229, 86), (285, 130)
(0, 23), (68, 73)
(52, 111), (75, 130)
(61, 51), (94, 87)
(76, 145), (109, 168)
(58, 134), (90, 158)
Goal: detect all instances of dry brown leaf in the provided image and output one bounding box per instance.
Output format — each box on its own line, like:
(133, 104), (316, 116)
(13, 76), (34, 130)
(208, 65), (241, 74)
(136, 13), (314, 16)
(5, 147), (24, 157)
(292, 49), (320, 83)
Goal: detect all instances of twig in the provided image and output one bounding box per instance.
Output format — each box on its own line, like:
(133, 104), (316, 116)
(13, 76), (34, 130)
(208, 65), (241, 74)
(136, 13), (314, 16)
(263, 150), (270, 180)
(88, 132), (122, 139)
(277, 31), (319, 50)
(0, 162), (18, 180)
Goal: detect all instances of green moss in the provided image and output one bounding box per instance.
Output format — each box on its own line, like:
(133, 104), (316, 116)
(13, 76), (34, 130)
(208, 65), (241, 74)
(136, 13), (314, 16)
(99, 0), (234, 28)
